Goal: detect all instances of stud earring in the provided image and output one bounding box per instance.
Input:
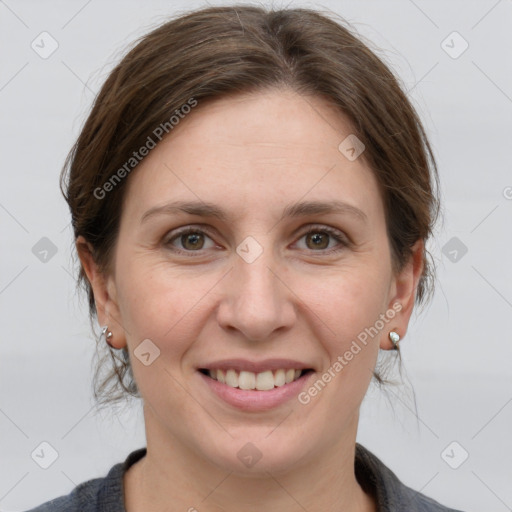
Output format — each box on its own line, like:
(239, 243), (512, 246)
(101, 325), (114, 348)
(389, 331), (400, 350)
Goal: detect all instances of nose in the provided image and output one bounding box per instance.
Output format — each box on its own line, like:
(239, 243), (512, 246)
(216, 247), (296, 342)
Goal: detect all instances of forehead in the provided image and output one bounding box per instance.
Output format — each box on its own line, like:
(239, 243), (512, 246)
(121, 88), (382, 224)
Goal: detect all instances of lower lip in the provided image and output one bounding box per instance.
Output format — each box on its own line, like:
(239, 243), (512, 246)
(198, 371), (314, 412)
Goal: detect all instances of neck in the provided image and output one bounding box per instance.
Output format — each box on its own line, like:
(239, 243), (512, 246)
(124, 406), (376, 512)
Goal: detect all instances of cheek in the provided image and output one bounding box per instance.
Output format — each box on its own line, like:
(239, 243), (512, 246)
(305, 261), (391, 388)
(115, 257), (215, 355)
(298, 269), (388, 423)
(115, 262), (207, 410)
(313, 261), (391, 338)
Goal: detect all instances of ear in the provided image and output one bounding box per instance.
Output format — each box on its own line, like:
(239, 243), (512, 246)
(381, 239), (424, 350)
(76, 235), (126, 349)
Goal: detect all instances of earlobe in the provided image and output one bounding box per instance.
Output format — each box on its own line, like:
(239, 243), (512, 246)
(382, 239), (424, 350)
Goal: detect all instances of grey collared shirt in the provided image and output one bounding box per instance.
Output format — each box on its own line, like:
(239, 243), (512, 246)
(25, 443), (466, 511)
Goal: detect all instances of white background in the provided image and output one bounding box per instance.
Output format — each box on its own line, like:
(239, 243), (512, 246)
(1, 0), (511, 510)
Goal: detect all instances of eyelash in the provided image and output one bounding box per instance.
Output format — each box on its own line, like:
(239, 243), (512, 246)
(163, 224), (349, 257)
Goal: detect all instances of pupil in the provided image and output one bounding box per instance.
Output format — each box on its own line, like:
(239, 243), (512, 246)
(183, 233), (202, 250)
(309, 232), (327, 249)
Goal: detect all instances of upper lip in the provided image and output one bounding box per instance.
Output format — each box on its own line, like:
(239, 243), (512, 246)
(198, 359), (315, 373)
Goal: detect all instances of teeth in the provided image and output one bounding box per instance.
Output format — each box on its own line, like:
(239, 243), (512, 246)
(206, 368), (306, 390)
(274, 369), (286, 387)
(255, 370), (275, 391)
(225, 369), (238, 388)
(238, 371), (256, 390)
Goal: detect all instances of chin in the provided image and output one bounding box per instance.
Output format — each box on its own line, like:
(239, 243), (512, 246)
(194, 428), (315, 476)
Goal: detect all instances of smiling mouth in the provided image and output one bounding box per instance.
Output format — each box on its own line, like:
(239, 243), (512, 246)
(198, 368), (314, 391)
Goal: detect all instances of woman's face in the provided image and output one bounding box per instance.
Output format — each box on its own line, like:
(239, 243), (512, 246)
(88, 88), (420, 473)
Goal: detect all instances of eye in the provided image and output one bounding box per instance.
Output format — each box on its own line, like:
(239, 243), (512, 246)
(163, 224), (349, 256)
(295, 226), (348, 253)
(164, 227), (217, 253)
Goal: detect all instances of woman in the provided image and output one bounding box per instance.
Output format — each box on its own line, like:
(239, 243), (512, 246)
(28, 5), (466, 511)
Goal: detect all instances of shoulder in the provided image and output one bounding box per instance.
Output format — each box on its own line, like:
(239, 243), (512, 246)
(23, 476), (106, 512)
(355, 443), (467, 512)
(23, 447), (147, 512)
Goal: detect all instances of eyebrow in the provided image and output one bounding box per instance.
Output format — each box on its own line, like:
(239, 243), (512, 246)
(140, 199), (367, 225)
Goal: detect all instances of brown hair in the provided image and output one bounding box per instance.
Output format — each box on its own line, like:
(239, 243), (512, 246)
(61, 5), (440, 410)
